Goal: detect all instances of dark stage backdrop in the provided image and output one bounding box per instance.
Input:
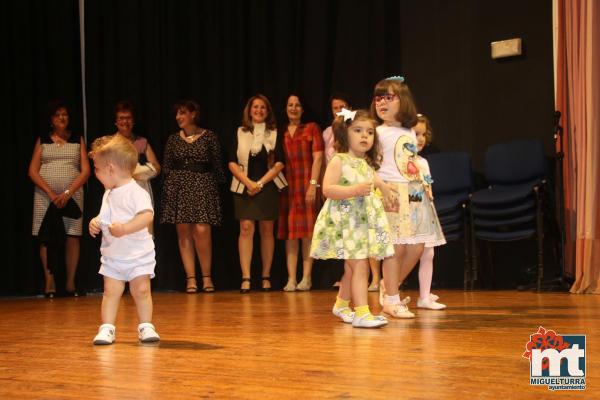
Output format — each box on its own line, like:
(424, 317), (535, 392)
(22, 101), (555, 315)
(82, 0), (405, 293)
(1, 0), (83, 294)
(2, 0), (555, 295)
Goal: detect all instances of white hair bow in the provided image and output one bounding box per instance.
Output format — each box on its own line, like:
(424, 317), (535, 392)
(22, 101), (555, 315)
(336, 108), (356, 122)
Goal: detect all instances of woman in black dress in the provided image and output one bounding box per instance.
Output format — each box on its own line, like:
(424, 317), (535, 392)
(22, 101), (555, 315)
(229, 94), (286, 292)
(161, 100), (225, 293)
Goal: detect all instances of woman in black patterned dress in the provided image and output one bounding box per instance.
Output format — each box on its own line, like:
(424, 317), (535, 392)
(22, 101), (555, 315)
(160, 100), (225, 293)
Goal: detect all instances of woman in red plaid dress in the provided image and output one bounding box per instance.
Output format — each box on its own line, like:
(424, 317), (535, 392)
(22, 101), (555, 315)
(278, 94), (324, 291)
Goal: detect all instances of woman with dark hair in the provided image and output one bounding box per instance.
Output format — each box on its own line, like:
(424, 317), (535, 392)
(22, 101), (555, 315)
(28, 100), (90, 297)
(322, 93), (351, 164)
(113, 101), (161, 211)
(160, 100), (225, 293)
(321, 93), (352, 290)
(278, 94), (324, 291)
(229, 94), (286, 293)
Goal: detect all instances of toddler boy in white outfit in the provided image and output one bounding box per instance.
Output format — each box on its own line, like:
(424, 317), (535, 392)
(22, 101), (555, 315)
(89, 135), (159, 345)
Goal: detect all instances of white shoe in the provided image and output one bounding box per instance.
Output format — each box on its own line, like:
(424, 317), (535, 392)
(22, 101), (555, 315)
(430, 293), (439, 302)
(379, 284), (410, 307)
(352, 313), (388, 328)
(93, 323), (116, 345)
(283, 281), (297, 292)
(382, 302), (415, 319)
(417, 297), (447, 310)
(138, 322), (160, 343)
(296, 278), (312, 291)
(332, 305), (355, 323)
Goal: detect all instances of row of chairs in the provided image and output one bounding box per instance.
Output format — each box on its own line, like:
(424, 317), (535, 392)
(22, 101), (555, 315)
(427, 139), (547, 291)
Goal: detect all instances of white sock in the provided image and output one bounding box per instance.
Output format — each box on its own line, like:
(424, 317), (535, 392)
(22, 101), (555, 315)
(384, 294), (400, 305)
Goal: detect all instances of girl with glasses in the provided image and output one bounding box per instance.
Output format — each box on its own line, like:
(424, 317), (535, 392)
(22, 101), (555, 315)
(370, 77), (440, 318)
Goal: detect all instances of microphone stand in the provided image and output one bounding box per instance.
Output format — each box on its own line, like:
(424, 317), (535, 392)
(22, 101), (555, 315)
(540, 111), (571, 291)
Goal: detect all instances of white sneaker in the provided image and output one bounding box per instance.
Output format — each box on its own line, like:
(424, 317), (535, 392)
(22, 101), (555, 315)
(382, 302), (415, 319)
(352, 313), (388, 328)
(283, 281), (297, 292)
(296, 278), (312, 291)
(332, 305), (355, 323)
(417, 297), (447, 310)
(93, 323), (116, 345)
(138, 322), (160, 343)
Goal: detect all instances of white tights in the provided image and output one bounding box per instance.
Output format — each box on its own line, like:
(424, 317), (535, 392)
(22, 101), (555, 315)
(419, 247), (434, 300)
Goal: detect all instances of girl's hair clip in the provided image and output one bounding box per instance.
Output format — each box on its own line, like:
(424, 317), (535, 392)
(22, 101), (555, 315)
(336, 108), (356, 123)
(417, 113), (423, 117)
(386, 75), (405, 83)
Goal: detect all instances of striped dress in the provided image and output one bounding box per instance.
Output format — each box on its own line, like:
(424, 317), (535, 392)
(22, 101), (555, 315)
(32, 132), (84, 236)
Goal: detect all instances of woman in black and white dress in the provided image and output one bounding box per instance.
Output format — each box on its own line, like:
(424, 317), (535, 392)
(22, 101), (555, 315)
(28, 100), (90, 297)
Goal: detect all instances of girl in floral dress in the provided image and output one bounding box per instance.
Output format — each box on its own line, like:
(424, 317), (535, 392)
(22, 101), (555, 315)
(310, 109), (396, 328)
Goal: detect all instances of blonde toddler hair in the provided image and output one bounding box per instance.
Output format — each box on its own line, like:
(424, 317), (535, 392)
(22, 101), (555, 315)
(90, 134), (138, 174)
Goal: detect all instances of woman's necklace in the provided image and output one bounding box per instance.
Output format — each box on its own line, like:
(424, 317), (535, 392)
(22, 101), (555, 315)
(181, 128), (201, 143)
(52, 131), (69, 146)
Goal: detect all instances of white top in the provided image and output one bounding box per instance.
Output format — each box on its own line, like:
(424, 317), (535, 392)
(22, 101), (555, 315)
(377, 125), (416, 182)
(322, 126), (335, 164)
(99, 179), (154, 260)
(417, 155), (431, 176)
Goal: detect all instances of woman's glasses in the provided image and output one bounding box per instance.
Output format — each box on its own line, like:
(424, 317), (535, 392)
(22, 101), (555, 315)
(373, 94), (398, 103)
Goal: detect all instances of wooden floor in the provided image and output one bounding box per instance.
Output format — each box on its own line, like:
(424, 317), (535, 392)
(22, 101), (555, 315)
(0, 290), (597, 399)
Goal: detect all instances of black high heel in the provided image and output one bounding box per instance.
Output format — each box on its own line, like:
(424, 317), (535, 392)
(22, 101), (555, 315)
(240, 277), (251, 294)
(261, 276), (272, 292)
(44, 275), (55, 299)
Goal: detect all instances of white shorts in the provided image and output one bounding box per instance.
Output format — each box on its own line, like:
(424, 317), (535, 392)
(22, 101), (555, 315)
(99, 251), (156, 282)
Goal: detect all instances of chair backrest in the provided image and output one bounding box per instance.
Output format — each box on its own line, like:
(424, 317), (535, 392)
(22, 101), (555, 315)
(484, 139), (546, 185)
(427, 152), (472, 195)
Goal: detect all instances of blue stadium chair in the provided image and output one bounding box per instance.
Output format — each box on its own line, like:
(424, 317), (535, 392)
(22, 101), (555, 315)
(427, 152), (473, 289)
(469, 139), (547, 291)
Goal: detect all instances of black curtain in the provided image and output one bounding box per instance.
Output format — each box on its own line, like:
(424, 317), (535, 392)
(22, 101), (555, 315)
(2, 0), (555, 295)
(1, 0), (82, 295)
(82, 0), (404, 292)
